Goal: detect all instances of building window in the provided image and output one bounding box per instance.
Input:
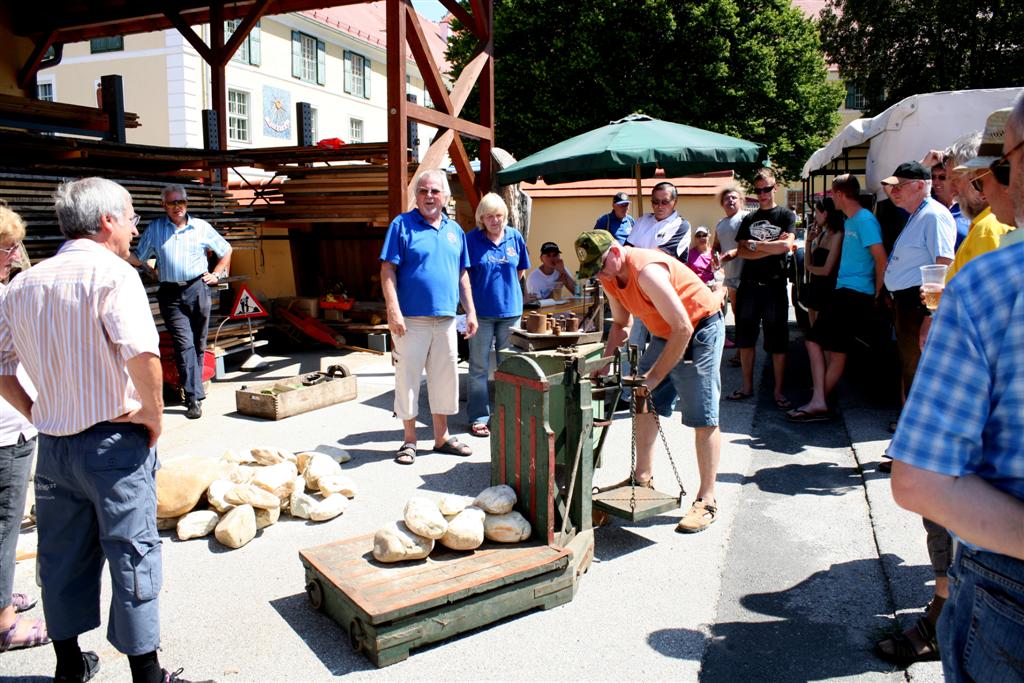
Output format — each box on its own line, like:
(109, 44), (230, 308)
(226, 19), (261, 65)
(845, 84), (869, 111)
(786, 189), (805, 214)
(292, 31), (325, 85)
(310, 108), (319, 142)
(344, 50), (371, 99)
(37, 82), (54, 101)
(350, 118), (363, 143)
(227, 89), (250, 143)
(90, 36), (124, 54)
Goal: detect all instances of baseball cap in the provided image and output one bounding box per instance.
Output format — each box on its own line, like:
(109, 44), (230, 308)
(574, 231), (615, 279)
(694, 226), (709, 236)
(880, 161), (931, 185)
(957, 108), (1011, 170)
(613, 191), (631, 205)
(540, 241), (561, 255)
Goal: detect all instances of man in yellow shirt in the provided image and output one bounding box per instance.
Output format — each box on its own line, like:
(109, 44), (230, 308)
(946, 109), (1016, 281)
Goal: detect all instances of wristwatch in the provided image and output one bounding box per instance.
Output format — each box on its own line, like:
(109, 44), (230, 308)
(747, 241), (757, 252)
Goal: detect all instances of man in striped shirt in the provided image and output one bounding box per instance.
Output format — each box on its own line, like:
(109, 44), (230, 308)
(131, 184), (231, 420)
(0, 178), (187, 682)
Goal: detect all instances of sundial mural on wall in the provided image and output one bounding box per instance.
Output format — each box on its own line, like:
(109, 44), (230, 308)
(263, 86), (292, 139)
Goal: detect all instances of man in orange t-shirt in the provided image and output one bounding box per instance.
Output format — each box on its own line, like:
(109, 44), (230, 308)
(576, 231), (726, 533)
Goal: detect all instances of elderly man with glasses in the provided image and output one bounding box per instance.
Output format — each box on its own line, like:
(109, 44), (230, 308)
(728, 168), (796, 409)
(129, 184), (231, 420)
(880, 161), (956, 407)
(0, 177), (198, 681)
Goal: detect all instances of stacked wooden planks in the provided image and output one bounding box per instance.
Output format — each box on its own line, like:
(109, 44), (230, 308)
(243, 144), (410, 227)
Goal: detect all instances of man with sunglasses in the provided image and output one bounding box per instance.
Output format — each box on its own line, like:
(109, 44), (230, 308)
(729, 168), (795, 409)
(130, 185), (231, 420)
(945, 114), (1016, 282)
(888, 96), (1024, 683)
(880, 161), (955, 405)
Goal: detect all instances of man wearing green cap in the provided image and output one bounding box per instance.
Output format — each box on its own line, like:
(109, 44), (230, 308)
(577, 231), (726, 533)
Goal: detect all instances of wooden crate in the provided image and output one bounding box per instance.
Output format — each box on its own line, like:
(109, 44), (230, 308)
(299, 534), (574, 667)
(235, 367), (357, 420)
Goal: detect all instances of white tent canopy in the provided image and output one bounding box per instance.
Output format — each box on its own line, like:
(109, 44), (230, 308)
(802, 87), (1023, 197)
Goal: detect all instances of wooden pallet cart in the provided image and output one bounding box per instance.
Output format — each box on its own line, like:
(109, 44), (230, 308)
(298, 344), (605, 667)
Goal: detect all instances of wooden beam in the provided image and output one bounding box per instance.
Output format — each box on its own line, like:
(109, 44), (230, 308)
(219, 0), (273, 67)
(210, 4), (228, 152)
(404, 8), (453, 115)
(16, 30), (56, 92)
(437, 0), (483, 41)
(409, 128), (455, 206)
(448, 49), (488, 118)
(477, 0), (494, 193)
(386, 0), (410, 219)
(449, 134), (480, 210)
(408, 102), (491, 141)
(164, 9), (214, 64)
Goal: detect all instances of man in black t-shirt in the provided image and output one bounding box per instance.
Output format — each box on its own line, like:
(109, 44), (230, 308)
(728, 169), (796, 409)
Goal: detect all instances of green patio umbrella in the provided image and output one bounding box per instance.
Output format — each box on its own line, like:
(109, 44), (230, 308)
(497, 113), (768, 213)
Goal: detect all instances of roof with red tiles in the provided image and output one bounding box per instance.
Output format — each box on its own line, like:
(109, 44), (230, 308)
(302, 1), (448, 71)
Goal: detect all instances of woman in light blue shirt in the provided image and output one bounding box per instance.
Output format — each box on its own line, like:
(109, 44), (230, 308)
(465, 194), (530, 437)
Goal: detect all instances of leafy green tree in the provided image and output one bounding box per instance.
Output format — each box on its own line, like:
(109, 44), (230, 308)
(819, 0), (1024, 116)
(447, 0), (843, 182)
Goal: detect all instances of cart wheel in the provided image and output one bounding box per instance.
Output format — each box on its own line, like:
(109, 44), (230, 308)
(306, 579), (324, 611)
(325, 364), (350, 378)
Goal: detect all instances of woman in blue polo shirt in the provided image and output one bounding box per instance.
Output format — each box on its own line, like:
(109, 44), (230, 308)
(466, 193), (530, 437)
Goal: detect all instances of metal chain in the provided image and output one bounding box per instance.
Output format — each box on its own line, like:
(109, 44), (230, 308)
(629, 389), (687, 505)
(628, 391), (638, 512)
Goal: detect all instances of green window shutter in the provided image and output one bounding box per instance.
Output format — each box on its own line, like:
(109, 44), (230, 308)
(363, 57), (371, 99)
(291, 31), (301, 78)
(249, 21), (261, 66)
(343, 50), (353, 94)
(316, 40), (326, 85)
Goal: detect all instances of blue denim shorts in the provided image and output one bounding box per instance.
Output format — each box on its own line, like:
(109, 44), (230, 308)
(938, 543), (1024, 683)
(637, 313), (724, 428)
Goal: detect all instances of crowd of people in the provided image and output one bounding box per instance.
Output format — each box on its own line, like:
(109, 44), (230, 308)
(2, 94), (1023, 682)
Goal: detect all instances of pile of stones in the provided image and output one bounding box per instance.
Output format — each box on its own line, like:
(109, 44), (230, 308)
(155, 448), (357, 550)
(373, 484), (532, 562)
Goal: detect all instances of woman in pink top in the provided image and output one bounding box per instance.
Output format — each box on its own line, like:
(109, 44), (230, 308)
(686, 226), (717, 284)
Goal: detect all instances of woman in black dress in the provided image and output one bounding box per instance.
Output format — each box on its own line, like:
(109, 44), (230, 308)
(802, 197), (844, 327)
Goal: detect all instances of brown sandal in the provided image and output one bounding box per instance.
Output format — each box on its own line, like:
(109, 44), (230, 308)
(874, 616), (940, 666)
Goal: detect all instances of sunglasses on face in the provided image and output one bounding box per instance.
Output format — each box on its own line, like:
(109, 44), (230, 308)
(164, 199), (187, 207)
(650, 198), (674, 206)
(753, 185), (775, 195)
(987, 137), (1024, 187)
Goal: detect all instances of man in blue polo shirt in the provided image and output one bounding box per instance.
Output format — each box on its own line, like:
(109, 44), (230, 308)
(788, 174), (886, 422)
(380, 169), (478, 465)
(131, 184), (231, 420)
(593, 191), (635, 245)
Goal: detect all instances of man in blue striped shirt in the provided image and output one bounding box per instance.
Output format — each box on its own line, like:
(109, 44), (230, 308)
(131, 185), (231, 419)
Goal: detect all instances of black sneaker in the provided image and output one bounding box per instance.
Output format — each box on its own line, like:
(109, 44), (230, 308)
(54, 651), (100, 683)
(185, 401), (202, 419)
(163, 667), (216, 683)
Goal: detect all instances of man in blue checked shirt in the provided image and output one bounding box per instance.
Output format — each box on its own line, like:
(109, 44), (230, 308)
(889, 238), (1024, 680)
(130, 184), (231, 419)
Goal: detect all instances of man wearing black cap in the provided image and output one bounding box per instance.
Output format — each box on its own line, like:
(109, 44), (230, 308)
(526, 241), (575, 300)
(880, 160), (955, 403)
(593, 192), (635, 245)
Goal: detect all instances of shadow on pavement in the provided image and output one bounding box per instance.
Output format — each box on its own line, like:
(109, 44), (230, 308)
(268, 593), (376, 676)
(690, 557), (921, 681)
(741, 461), (863, 496)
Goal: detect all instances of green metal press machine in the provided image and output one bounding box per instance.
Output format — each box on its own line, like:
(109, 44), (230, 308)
(299, 283), (685, 666)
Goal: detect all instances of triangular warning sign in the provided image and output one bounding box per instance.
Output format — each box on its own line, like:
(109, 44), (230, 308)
(229, 285), (268, 319)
